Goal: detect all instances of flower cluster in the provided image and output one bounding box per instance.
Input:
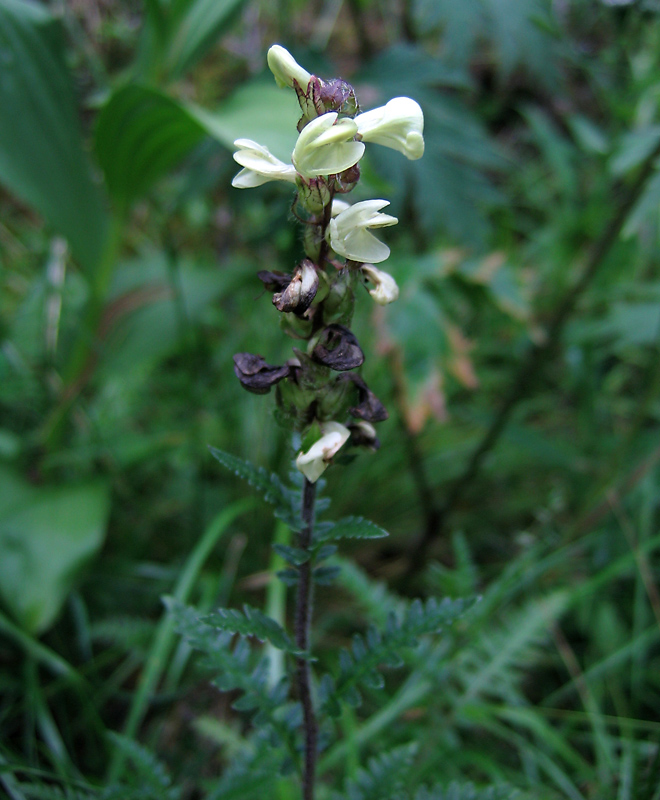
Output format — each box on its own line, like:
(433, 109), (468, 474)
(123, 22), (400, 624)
(232, 45), (424, 482)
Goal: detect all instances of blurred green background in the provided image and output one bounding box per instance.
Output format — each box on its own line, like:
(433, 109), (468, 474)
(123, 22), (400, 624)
(2, 0), (660, 797)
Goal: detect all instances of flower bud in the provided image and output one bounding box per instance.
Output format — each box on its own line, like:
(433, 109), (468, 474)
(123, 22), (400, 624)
(233, 353), (290, 394)
(296, 176), (332, 215)
(295, 421), (351, 483)
(311, 324), (364, 371)
(361, 263), (399, 305)
(273, 259), (319, 315)
(317, 79), (359, 117)
(322, 268), (356, 326)
(267, 45), (312, 91)
(334, 162), (361, 194)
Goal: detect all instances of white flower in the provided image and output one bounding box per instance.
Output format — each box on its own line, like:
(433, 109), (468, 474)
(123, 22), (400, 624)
(232, 139), (297, 188)
(327, 200), (398, 263)
(355, 97), (424, 160)
(295, 421), (350, 483)
(331, 198), (351, 216)
(361, 264), (399, 305)
(292, 113), (365, 179)
(267, 44), (312, 91)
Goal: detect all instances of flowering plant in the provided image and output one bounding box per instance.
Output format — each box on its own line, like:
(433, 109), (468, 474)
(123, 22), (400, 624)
(200, 45), (440, 800)
(232, 44), (424, 484)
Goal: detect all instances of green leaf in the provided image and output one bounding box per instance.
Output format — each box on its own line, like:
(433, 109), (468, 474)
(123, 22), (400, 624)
(326, 596), (475, 712)
(200, 603), (303, 655)
(208, 447), (300, 530)
(0, 466), (110, 634)
(315, 516), (389, 543)
(610, 126), (660, 177)
(192, 82), (300, 162)
(0, 0), (108, 271)
(272, 543), (310, 566)
(344, 743), (418, 800)
(95, 84), (207, 208)
(415, 783), (519, 800)
(164, 0), (247, 80)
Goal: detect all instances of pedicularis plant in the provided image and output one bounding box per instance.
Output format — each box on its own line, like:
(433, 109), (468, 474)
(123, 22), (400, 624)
(170, 46), (473, 799)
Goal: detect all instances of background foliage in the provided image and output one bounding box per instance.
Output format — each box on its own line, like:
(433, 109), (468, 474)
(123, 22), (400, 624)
(2, 0), (660, 798)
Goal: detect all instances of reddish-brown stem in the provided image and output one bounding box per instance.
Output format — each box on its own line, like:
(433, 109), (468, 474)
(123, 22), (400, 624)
(295, 477), (318, 800)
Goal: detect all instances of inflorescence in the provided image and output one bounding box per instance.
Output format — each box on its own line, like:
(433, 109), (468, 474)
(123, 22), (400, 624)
(232, 44), (424, 483)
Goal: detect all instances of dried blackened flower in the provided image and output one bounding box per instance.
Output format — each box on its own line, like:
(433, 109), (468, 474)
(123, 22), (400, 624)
(348, 420), (381, 451)
(273, 259), (319, 314)
(233, 353), (290, 394)
(312, 324), (364, 371)
(257, 270), (292, 292)
(345, 373), (388, 422)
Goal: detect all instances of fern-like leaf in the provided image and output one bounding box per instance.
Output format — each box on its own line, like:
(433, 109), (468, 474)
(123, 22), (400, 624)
(167, 600), (298, 750)
(180, 601), (304, 656)
(323, 596), (475, 711)
(315, 516), (389, 543)
(341, 743), (418, 800)
(209, 447), (300, 530)
(105, 733), (180, 800)
(415, 782), (519, 800)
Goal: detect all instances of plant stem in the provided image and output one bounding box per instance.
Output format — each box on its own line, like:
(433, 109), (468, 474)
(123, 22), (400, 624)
(295, 477), (318, 800)
(406, 137), (660, 571)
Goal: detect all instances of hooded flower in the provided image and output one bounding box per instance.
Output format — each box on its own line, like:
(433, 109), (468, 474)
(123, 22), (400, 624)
(361, 263), (399, 305)
(295, 421), (351, 483)
(291, 112), (364, 179)
(232, 140), (297, 188)
(267, 44), (312, 91)
(355, 97), (425, 160)
(327, 200), (398, 263)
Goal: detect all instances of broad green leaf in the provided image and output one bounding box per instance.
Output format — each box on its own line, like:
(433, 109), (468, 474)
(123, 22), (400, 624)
(95, 84), (207, 207)
(0, 467), (110, 634)
(165, 0), (247, 79)
(0, 0), (108, 271)
(96, 253), (226, 376)
(95, 81), (300, 207)
(193, 82), (300, 162)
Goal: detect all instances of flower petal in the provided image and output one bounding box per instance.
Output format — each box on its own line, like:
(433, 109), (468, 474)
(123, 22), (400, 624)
(267, 44), (312, 91)
(355, 97), (425, 160)
(361, 264), (399, 304)
(292, 113), (364, 178)
(295, 422), (351, 483)
(328, 200), (398, 263)
(232, 139), (297, 187)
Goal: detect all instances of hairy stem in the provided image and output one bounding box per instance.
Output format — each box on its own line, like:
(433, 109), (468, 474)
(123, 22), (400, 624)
(295, 477), (318, 800)
(406, 138), (660, 571)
